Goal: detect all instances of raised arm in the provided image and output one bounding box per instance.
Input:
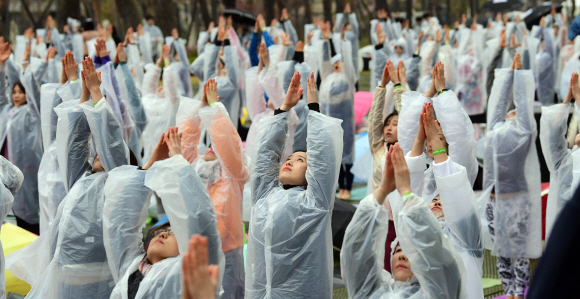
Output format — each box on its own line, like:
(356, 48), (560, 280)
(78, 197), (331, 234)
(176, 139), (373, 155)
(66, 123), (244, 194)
(0, 156), (22, 221)
(433, 156), (484, 258)
(340, 36), (356, 82)
(0, 43), (11, 111)
(142, 63), (162, 96)
(391, 144), (464, 299)
(55, 100), (92, 191)
(487, 68), (514, 129)
(81, 57), (130, 171)
(513, 62), (535, 133)
(245, 67), (267, 120)
(177, 96), (202, 164)
(103, 166), (152, 282)
(540, 102), (572, 174)
(304, 73), (343, 209)
(340, 195), (390, 299)
(250, 109), (288, 203)
(118, 46), (147, 133)
(145, 135), (222, 265)
(200, 80), (248, 180)
(369, 62), (390, 156)
(20, 67), (42, 118)
(432, 63), (477, 184)
(223, 45), (239, 90)
(45, 48), (59, 83)
(398, 91), (431, 155)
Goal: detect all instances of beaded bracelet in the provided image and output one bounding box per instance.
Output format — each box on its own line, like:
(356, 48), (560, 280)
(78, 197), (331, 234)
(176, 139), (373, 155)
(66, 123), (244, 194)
(433, 147), (446, 155)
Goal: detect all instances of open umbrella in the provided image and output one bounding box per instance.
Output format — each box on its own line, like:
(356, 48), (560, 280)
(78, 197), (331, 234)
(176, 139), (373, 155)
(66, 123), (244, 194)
(523, 3), (562, 30)
(481, 0), (525, 12)
(223, 8), (257, 26)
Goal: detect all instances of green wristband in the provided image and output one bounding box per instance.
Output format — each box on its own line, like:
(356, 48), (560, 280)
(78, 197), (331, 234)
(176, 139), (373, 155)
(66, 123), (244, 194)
(394, 84), (402, 90)
(209, 102), (215, 107)
(403, 192), (413, 201)
(163, 61), (170, 67)
(438, 89), (448, 95)
(433, 147), (446, 155)
(93, 101), (98, 107)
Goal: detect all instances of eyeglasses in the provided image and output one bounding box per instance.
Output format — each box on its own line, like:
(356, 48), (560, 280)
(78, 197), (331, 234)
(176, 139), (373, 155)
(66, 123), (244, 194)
(152, 228), (174, 237)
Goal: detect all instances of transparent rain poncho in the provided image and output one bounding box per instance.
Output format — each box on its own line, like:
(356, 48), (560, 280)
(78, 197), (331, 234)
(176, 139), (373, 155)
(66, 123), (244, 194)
(0, 156), (23, 299)
(455, 28), (487, 115)
(38, 81), (81, 233)
(341, 191), (466, 299)
(103, 155), (225, 299)
(246, 109), (343, 298)
(479, 68), (542, 258)
(533, 26), (555, 105)
(540, 102), (580, 241)
(126, 43), (145, 93)
(398, 90), (478, 202)
(8, 99), (130, 299)
(335, 12), (360, 81)
(317, 38), (356, 164)
(202, 44), (242, 128)
(115, 61), (147, 166)
(275, 49), (310, 152)
(403, 155), (484, 299)
(169, 37), (194, 97)
(97, 62), (134, 145)
(245, 65), (297, 161)
(179, 99), (248, 299)
(0, 67), (44, 224)
(141, 63), (180, 162)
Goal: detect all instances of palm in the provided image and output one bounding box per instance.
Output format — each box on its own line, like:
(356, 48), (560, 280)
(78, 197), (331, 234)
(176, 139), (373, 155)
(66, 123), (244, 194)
(151, 141), (169, 162)
(573, 84), (580, 100)
(0, 44), (10, 63)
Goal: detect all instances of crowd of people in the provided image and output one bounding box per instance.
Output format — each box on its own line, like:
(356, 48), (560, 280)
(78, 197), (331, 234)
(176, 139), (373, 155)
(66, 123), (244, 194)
(0, 5), (579, 299)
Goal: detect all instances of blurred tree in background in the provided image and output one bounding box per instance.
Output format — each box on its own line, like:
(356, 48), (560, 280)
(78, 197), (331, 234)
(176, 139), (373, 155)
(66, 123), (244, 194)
(0, 0), (575, 51)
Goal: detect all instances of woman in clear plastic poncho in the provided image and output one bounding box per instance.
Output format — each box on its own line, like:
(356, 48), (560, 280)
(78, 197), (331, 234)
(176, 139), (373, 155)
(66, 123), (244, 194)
(38, 51), (82, 233)
(341, 143), (466, 299)
(372, 23), (420, 92)
(398, 62), (478, 203)
(103, 127), (224, 299)
(540, 73), (580, 241)
(201, 25), (242, 129)
(0, 42), (48, 234)
(11, 57), (131, 299)
(178, 79), (248, 299)
(316, 25), (355, 200)
(404, 68), (484, 298)
(168, 29), (194, 98)
(455, 23), (487, 115)
(113, 44), (147, 166)
(141, 45), (181, 162)
(368, 61), (408, 193)
(0, 156), (23, 299)
(246, 72), (343, 299)
(480, 54), (542, 299)
(334, 4), (360, 82)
